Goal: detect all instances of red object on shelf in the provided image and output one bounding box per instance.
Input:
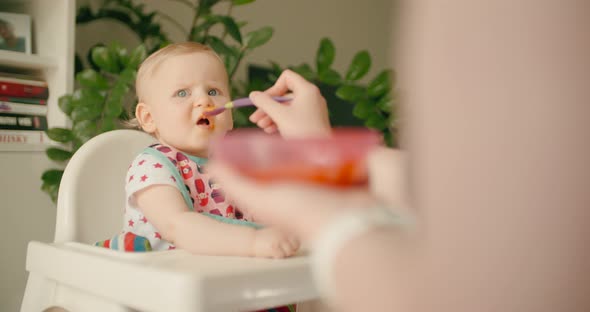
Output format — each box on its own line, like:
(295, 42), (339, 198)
(0, 80), (49, 99)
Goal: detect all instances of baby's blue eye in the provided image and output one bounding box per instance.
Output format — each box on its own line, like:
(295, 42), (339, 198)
(208, 89), (218, 96)
(176, 89), (188, 97)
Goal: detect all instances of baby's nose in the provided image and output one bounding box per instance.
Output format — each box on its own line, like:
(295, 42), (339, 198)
(194, 97), (214, 108)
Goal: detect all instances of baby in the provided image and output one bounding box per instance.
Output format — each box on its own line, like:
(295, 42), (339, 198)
(122, 42), (299, 258)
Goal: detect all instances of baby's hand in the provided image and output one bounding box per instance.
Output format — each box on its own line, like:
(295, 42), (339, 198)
(253, 227), (300, 259)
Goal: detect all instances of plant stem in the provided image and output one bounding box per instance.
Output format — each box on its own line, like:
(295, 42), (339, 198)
(158, 11), (189, 37)
(189, 0), (202, 41)
(221, 3), (234, 40)
(229, 49), (245, 80)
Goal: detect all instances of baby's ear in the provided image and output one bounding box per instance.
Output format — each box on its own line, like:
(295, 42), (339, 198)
(135, 102), (157, 133)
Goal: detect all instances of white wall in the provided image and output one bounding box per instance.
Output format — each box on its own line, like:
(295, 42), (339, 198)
(0, 154), (57, 312)
(1, 0), (393, 310)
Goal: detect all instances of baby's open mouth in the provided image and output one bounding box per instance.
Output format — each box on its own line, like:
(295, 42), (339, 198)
(196, 116), (213, 129)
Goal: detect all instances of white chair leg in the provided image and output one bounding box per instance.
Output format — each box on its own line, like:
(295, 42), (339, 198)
(21, 273), (57, 312)
(21, 273), (135, 312)
(53, 284), (136, 312)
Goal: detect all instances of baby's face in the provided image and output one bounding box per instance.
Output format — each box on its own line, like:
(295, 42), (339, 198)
(141, 51), (233, 157)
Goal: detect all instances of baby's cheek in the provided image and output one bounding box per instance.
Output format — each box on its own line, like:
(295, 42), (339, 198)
(217, 113), (234, 131)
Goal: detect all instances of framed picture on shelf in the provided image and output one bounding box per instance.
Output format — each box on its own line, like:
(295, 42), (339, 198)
(0, 12), (31, 54)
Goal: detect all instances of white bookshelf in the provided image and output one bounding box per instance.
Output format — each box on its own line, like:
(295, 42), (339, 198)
(0, 0), (75, 152)
(0, 50), (57, 70)
(0, 2), (75, 310)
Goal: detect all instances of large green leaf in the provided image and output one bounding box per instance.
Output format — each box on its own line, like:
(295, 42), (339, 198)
(191, 19), (217, 41)
(46, 147), (73, 162)
(100, 118), (118, 132)
(352, 99), (373, 119)
(107, 42), (127, 69)
(365, 113), (389, 130)
(290, 63), (316, 81)
(245, 27), (273, 50)
(58, 95), (74, 116)
(126, 44), (147, 69)
(71, 104), (103, 122)
(376, 93), (392, 113)
(104, 82), (129, 118)
(41, 169), (64, 184)
(335, 85), (366, 102)
(76, 69), (110, 90)
(218, 16), (242, 44)
(41, 168), (63, 203)
(318, 68), (342, 86)
(103, 68), (134, 118)
(206, 36), (235, 57)
(92, 46), (119, 73)
(70, 89), (105, 122)
(73, 120), (98, 142)
(46, 128), (74, 143)
(316, 38), (335, 74)
(346, 50), (371, 81)
(367, 69), (392, 98)
(116, 45), (130, 66)
(41, 181), (59, 203)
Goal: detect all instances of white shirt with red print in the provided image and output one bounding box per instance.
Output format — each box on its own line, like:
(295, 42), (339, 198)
(123, 149), (244, 251)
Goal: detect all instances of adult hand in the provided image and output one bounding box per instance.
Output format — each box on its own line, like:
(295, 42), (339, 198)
(249, 70), (332, 139)
(368, 147), (409, 210)
(210, 161), (376, 241)
(208, 147), (405, 242)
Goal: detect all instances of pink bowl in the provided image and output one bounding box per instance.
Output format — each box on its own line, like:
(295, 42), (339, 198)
(211, 128), (382, 186)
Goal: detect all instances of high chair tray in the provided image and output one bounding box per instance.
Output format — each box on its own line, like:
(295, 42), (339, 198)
(25, 241), (318, 312)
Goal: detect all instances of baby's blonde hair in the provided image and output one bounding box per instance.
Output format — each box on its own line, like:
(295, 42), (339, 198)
(126, 42), (226, 129)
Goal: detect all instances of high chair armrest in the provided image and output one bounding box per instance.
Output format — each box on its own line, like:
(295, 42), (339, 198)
(25, 241), (318, 312)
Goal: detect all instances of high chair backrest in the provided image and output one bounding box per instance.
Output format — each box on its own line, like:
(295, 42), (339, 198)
(54, 129), (156, 244)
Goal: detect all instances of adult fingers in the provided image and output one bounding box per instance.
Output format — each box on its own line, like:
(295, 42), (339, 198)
(264, 69), (313, 96)
(249, 91), (286, 120)
(256, 116), (275, 129)
(367, 147), (410, 210)
(249, 108), (267, 123)
(263, 124), (278, 134)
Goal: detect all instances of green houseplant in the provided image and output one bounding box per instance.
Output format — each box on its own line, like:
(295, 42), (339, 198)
(41, 0), (397, 202)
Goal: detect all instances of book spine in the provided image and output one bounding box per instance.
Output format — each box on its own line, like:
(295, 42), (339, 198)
(0, 76), (47, 87)
(0, 130), (45, 144)
(0, 113), (48, 130)
(0, 81), (49, 99)
(0, 96), (46, 105)
(0, 101), (48, 115)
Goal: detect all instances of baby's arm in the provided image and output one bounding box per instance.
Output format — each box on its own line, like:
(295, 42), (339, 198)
(135, 184), (299, 258)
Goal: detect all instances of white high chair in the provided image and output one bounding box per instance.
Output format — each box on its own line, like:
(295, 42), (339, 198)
(21, 129), (318, 312)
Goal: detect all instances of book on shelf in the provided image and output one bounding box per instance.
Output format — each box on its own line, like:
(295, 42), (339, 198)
(0, 78), (49, 99)
(0, 129), (46, 144)
(0, 96), (46, 105)
(0, 72), (49, 103)
(0, 74), (46, 87)
(0, 112), (47, 131)
(0, 100), (47, 115)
